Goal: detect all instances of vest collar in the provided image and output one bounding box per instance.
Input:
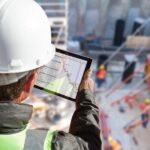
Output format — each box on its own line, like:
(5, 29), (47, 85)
(0, 102), (33, 134)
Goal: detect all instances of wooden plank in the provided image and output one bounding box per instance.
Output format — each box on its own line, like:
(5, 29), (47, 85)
(126, 36), (150, 49)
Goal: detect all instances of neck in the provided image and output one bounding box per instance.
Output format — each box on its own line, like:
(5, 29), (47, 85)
(15, 91), (29, 103)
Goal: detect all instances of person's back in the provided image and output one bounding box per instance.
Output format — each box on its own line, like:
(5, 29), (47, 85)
(0, 0), (102, 149)
(0, 88), (101, 150)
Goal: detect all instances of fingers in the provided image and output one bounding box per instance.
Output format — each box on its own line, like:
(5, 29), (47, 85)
(84, 69), (92, 79)
(79, 68), (94, 92)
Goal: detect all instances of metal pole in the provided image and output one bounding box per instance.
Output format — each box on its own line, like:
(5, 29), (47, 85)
(110, 74), (150, 107)
(124, 107), (150, 129)
(106, 63), (146, 97)
(103, 17), (150, 65)
(128, 74), (150, 95)
(111, 87), (148, 107)
(107, 39), (150, 97)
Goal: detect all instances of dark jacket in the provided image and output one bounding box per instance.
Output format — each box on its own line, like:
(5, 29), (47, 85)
(0, 89), (102, 150)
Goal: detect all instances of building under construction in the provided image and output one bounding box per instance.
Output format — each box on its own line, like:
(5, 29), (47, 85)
(28, 0), (150, 150)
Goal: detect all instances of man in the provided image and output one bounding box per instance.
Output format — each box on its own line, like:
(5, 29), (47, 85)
(96, 64), (107, 88)
(0, 0), (101, 149)
(145, 56), (150, 89)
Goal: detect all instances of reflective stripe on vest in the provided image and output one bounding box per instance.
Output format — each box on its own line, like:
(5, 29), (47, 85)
(0, 129), (55, 150)
(44, 131), (55, 150)
(0, 127), (27, 150)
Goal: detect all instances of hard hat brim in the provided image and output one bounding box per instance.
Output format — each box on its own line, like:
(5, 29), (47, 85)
(0, 44), (56, 74)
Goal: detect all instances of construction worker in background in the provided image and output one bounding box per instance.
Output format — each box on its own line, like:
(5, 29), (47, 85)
(141, 109), (149, 128)
(145, 56), (150, 89)
(96, 64), (107, 88)
(108, 136), (122, 150)
(140, 101), (150, 129)
(0, 0), (101, 150)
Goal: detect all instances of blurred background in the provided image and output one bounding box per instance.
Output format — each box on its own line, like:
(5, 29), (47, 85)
(28, 0), (150, 149)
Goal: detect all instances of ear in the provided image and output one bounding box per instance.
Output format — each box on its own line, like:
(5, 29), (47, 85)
(15, 71), (39, 103)
(24, 71), (38, 93)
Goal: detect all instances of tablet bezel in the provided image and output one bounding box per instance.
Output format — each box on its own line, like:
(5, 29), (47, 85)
(34, 48), (92, 101)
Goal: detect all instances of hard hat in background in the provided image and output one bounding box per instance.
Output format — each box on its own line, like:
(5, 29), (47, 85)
(108, 136), (113, 142)
(0, 0), (55, 74)
(99, 65), (105, 70)
(144, 98), (150, 104)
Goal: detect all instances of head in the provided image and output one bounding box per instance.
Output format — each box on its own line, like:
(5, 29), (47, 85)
(0, 0), (55, 103)
(0, 70), (39, 103)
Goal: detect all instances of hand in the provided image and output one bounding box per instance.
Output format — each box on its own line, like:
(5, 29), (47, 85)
(79, 69), (94, 92)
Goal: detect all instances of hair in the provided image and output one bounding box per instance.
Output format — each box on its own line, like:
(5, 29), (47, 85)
(0, 71), (33, 101)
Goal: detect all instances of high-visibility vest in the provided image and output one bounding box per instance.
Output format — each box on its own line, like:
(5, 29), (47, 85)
(96, 69), (106, 79)
(145, 60), (150, 75)
(0, 128), (55, 150)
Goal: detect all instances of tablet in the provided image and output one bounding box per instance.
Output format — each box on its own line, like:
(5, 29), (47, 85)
(34, 48), (92, 101)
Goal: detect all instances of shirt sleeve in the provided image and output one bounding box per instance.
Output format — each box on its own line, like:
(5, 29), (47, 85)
(69, 89), (102, 150)
(51, 90), (102, 150)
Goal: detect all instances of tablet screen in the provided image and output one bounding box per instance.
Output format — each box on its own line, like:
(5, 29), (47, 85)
(35, 49), (92, 101)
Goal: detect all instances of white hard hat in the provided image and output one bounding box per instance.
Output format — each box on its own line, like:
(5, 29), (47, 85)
(0, 71), (29, 86)
(0, 0), (55, 74)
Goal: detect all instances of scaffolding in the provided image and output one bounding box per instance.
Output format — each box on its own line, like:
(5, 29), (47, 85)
(38, 0), (68, 50)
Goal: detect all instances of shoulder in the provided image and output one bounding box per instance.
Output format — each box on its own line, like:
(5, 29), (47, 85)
(52, 131), (89, 150)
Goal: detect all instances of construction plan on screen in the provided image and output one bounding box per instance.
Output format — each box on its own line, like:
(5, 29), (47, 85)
(35, 49), (92, 101)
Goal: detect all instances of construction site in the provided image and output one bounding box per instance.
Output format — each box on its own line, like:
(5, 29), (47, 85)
(26, 0), (150, 149)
